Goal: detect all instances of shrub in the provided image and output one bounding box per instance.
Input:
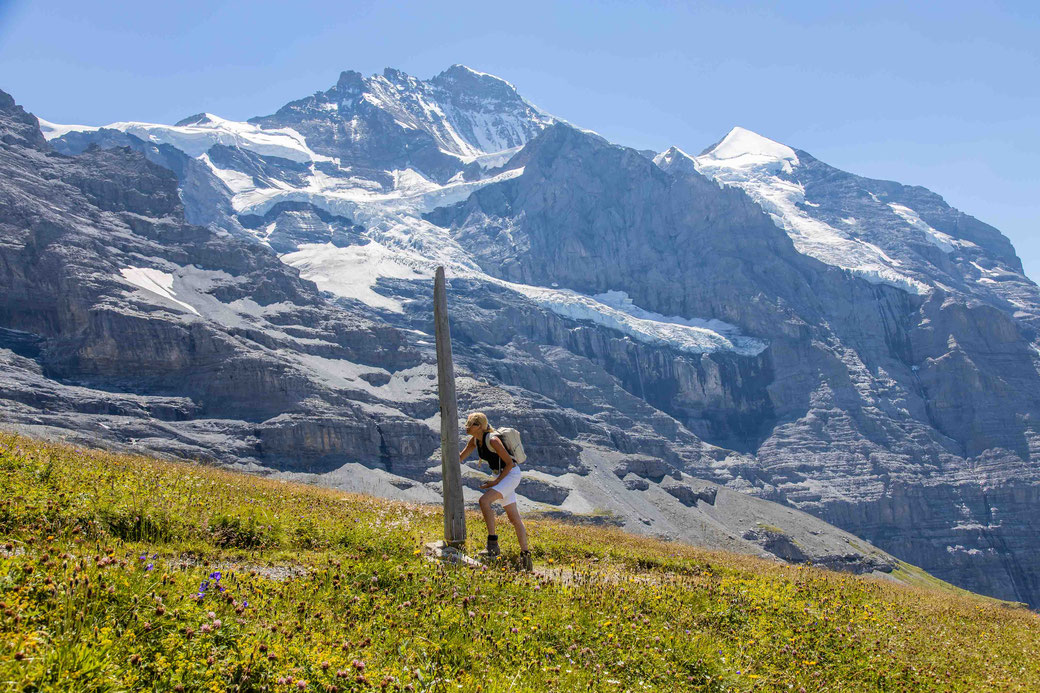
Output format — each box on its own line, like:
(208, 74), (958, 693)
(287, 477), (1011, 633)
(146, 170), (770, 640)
(292, 518), (327, 550)
(98, 506), (179, 543)
(208, 514), (277, 549)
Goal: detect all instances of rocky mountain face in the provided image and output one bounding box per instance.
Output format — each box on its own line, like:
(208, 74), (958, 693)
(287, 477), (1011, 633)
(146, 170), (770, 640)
(432, 125), (1040, 605)
(0, 89), (431, 469)
(1, 87), (904, 582)
(247, 65), (554, 184)
(9, 66), (1040, 606)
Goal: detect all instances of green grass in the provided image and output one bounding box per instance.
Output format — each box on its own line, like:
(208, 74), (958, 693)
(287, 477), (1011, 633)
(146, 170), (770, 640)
(1, 432), (1038, 691)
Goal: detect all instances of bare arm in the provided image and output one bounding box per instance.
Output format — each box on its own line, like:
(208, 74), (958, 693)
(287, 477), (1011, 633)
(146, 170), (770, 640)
(481, 436), (514, 489)
(460, 436), (476, 462)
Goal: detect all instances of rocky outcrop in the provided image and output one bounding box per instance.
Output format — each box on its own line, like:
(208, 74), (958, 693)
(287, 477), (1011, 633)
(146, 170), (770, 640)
(238, 202), (365, 254)
(665, 483), (718, 507)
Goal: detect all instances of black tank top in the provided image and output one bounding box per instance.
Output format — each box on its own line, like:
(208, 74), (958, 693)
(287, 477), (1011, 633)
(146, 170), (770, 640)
(476, 431), (506, 471)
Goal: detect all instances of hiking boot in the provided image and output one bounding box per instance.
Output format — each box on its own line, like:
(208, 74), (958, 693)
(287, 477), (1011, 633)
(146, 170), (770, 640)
(520, 549), (533, 572)
(485, 535), (501, 558)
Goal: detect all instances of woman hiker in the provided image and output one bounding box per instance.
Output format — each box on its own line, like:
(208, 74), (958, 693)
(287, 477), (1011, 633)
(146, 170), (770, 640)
(460, 412), (533, 571)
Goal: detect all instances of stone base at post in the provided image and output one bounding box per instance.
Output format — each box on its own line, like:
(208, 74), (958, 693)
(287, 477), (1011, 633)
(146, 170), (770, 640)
(423, 540), (483, 568)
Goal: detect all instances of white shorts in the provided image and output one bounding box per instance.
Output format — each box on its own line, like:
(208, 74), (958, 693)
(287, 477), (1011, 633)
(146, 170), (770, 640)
(489, 466), (522, 506)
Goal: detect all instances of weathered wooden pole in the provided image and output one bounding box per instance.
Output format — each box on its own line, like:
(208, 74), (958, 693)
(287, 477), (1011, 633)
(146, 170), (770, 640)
(434, 266), (466, 549)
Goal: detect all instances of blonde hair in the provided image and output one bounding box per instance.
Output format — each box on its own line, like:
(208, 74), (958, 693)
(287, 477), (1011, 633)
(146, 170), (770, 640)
(466, 412), (494, 434)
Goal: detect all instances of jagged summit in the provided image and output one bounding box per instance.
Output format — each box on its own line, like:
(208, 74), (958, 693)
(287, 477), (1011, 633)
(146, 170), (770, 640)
(0, 88), (48, 149)
(334, 64), (515, 91)
(174, 112), (220, 127)
(248, 65), (556, 170)
(438, 63), (507, 80)
(653, 145), (697, 172)
(432, 64), (519, 92)
(657, 145), (693, 159)
(653, 147), (703, 181)
(0, 88), (16, 109)
(334, 69), (365, 93)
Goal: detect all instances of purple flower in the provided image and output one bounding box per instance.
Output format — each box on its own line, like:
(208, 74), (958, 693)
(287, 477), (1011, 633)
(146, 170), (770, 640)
(200, 580), (210, 592)
(242, 600), (249, 608)
(210, 571), (222, 581)
(138, 553), (147, 561)
(217, 585), (226, 593)
(145, 563), (154, 571)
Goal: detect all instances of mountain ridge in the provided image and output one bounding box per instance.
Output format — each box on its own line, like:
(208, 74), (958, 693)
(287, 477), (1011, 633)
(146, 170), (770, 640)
(8, 66), (1040, 607)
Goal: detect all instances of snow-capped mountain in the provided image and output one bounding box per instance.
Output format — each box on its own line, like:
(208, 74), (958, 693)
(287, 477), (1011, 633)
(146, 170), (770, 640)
(673, 127), (1040, 327)
(273, 64), (555, 159)
(247, 64), (554, 182)
(40, 69), (762, 359)
(9, 65), (1040, 607)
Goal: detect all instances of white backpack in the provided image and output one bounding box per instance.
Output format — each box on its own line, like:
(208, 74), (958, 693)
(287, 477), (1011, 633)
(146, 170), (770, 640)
(496, 427), (527, 465)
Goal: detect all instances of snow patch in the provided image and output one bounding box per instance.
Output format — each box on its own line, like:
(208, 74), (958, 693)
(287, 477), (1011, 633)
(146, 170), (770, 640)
(230, 164), (524, 220)
(200, 152), (257, 195)
(37, 118), (99, 140)
(50, 114), (331, 164)
(887, 203), (956, 253)
(280, 242), (432, 313)
(118, 267), (200, 315)
(495, 285), (767, 356)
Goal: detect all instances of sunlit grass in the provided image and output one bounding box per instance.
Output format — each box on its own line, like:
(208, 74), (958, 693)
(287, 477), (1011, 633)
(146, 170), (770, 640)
(1, 432), (1038, 691)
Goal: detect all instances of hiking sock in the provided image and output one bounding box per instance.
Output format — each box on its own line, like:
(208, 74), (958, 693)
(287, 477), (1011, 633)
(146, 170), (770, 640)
(520, 549), (533, 572)
(486, 535), (501, 557)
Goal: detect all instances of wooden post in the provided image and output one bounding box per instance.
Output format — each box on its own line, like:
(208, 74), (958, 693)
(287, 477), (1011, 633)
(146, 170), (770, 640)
(434, 266), (466, 549)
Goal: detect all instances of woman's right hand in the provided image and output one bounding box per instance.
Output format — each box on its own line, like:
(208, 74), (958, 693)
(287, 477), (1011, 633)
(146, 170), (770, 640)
(459, 437), (476, 462)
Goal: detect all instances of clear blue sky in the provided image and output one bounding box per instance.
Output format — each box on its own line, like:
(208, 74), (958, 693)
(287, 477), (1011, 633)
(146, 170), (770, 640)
(2, 0), (1037, 279)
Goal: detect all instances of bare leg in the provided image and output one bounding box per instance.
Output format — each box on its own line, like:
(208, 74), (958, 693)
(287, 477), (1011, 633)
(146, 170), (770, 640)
(503, 502), (529, 552)
(479, 490), (502, 535)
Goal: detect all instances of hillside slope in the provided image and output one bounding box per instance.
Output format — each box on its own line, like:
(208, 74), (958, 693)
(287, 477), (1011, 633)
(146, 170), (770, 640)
(1, 433), (1037, 692)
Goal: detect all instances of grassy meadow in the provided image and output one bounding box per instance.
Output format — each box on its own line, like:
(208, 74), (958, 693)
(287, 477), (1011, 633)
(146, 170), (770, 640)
(1, 431), (1038, 691)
